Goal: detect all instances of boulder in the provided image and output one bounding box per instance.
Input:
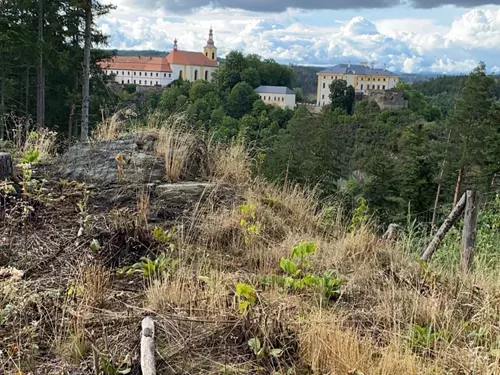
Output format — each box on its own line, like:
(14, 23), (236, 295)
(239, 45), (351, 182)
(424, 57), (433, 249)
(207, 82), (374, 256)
(59, 133), (165, 185)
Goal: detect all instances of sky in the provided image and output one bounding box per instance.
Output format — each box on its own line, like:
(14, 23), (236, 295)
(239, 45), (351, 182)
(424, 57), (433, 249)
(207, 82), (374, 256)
(98, 0), (500, 73)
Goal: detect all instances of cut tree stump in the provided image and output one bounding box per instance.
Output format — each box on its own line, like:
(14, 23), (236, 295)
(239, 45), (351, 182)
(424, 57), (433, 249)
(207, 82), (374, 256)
(0, 152), (13, 180)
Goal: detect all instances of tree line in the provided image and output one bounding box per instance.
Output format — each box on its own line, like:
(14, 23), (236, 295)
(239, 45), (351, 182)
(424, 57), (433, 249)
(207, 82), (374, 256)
(0, 0), (116, 141)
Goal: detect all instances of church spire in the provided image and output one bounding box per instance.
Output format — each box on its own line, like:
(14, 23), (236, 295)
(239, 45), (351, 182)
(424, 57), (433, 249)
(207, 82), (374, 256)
(206, 26), (214, 47)
(173, 38), (178, 51)
(203, 27), (217, 61)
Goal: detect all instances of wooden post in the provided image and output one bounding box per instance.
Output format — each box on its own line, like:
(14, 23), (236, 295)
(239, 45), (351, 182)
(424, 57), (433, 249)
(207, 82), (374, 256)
(0, 152), (13, 180)
(141, 316), (156, 375)
(461, 190), (478, 273)
(421, 193), (466, 261)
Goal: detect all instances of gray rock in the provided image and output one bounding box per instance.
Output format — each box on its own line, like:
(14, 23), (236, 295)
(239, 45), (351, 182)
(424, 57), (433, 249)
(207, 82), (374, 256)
(59, 134), (165, 185)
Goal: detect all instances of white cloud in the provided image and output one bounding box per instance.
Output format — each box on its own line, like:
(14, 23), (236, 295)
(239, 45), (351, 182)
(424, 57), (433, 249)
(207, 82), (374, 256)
(97, 6), (500, 73)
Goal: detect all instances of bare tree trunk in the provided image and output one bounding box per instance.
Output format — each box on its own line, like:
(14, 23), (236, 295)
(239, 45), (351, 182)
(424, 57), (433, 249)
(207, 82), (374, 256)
(36, 0), (45, 128)
(431, 129), (452, 231)
(453, 167), (463, 206)
(461, 190), (478, 273)
(421, 193), (466, 261)
(25, 66), (30, 116)
(0, 60), (5, 141)
(81, 0), (92, 141)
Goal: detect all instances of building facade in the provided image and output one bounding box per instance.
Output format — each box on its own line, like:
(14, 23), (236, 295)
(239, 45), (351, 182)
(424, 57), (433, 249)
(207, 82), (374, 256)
(255, 86), (296, 109)
(316, 62), (399, 106)
(99, 28), (219, 87)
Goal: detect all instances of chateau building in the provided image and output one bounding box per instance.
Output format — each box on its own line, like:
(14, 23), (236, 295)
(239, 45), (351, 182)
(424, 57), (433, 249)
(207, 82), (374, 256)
(99, 28), (219, 87)
(316, 62), (399, 106)
(255, 86), (296, 109)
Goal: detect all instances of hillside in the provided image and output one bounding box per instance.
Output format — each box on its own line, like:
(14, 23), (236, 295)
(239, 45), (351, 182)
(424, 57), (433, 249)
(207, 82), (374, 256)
(1, 117), (499, 374)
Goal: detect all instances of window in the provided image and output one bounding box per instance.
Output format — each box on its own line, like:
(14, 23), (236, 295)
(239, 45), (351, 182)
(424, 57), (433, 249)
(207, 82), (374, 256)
(169, 73), (171, 78)
(383, 78), (386, 81)
(150, 73), (153, 77)
(322, 94), (324, 99)
(128, 71), (130, 75)
(212, 52), (215, 60)
(139, 80), (141, 84)
(323, 83), (325, 89)
(121, 71), (124, 75)
(121, 80), (124, 84)
(156, 81), (158, 85)
(134, 80), (136, 83)
(164, 73), (167, 77)
(150, 81), (153, 85)
(179, 70), (183, 79)
(127, 80), (130, 83)
(360, 84), (363, 90)
(377, 85), (380, 89)
(263, 96), (266, 100)
(205, 71), (208, 80)
(205, 52), (208, 56)
(194, 70), (198, 80)
(382, 85), (385, 89)
(134, 72), (136, 76)
(139, 72), (142, 76)
(156, 73), (158, 77)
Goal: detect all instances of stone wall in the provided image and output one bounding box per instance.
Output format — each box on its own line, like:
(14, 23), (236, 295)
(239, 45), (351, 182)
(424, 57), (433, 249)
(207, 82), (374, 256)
(367, 90), (408, 110)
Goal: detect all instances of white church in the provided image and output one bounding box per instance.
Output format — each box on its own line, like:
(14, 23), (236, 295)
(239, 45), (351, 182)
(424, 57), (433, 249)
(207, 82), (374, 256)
(99, 28), (219, 87)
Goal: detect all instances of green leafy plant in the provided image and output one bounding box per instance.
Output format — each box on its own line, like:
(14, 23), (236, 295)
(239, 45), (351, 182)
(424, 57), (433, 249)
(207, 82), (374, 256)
(248, 337), (283, 360)
(240, 203), (260, 245)
(406, 324), (446, 353)
(152, 226), (176, 249)
(117, 253), (179, 278)
(348, 196), (368, 232)
(20, 149), (40, 164)
(99, 356), (131, 375)
(235, 282), (257, 313)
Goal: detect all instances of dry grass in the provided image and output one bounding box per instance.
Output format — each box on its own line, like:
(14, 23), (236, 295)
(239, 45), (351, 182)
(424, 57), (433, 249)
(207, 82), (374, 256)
(156, 118), (198, 181)
(206, 138), (253, 186)
(77, 263), (111, 308)
(91, 108), (137, 141)
(299, 311), (422, 375)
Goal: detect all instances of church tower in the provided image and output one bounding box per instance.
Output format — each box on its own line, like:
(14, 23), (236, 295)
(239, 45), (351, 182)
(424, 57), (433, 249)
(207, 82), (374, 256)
(203, 27), (217, 61)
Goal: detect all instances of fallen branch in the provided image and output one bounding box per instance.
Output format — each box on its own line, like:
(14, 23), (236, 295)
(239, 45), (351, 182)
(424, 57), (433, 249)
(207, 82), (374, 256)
(421, 193), (466, 261)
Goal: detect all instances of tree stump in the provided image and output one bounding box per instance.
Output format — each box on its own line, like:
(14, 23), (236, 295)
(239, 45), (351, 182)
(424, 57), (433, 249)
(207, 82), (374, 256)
(0, 152), (13, 180)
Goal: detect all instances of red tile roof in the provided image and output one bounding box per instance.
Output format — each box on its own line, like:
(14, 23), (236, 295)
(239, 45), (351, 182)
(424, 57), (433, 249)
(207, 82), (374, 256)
(166, 50), (217, 67)
(98, 56), (172, 72)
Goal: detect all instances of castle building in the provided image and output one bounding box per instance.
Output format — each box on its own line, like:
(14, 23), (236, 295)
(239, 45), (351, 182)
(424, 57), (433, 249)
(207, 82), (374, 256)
(99, 28), (219, 87)
(316, 62), (399, 106)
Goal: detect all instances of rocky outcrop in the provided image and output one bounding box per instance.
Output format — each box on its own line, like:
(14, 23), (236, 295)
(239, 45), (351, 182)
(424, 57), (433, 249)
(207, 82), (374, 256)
(59, 132), (164, 185)
(59, 132), (210, 185)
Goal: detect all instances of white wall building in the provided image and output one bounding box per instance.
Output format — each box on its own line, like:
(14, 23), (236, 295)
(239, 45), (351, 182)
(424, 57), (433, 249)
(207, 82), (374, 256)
(255, 86), (296, 109)
(99, 29), (219, 87)
(316, 62), (399, 106)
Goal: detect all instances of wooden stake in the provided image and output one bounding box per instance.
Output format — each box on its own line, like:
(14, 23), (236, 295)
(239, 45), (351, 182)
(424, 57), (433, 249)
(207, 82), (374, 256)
(421, 193), (466, 261)
(461, 190), (478, 273)
(141, 316), (156, 375)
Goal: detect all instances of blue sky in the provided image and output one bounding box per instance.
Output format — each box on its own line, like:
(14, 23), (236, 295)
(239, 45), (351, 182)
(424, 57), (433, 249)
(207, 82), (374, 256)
(99, 1), (500, 73)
